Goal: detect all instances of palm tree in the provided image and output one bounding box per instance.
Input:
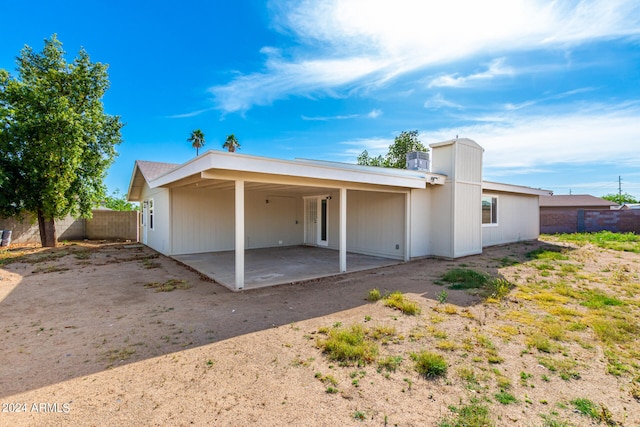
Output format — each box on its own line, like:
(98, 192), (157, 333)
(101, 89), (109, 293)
(188, 129), (205, 156)
(223, 134), (240, 152)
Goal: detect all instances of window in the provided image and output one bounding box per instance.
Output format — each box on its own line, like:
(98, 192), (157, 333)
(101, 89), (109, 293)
(149, 199), (154, 230)
(482, 195), (497, 225)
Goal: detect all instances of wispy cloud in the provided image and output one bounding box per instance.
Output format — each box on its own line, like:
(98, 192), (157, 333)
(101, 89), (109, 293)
(425, 104), (640, 169)
(301, 108), (383, 121)
(167, 108), (216, 119)
(424, 94), (464, 110)
(428, 58), (514, 88)
(211, 0), (640, 112)
(301, 114), (359, 121)
(338, 137), (392, 158)
(504, 87), (596, 110)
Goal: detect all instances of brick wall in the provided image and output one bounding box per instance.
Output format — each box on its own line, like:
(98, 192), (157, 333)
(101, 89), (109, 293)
(541, 208), (640, 234)
(0, 210), (139, 244)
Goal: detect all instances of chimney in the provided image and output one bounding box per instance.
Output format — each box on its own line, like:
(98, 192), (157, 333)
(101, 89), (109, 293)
(406, 151), (430, 171)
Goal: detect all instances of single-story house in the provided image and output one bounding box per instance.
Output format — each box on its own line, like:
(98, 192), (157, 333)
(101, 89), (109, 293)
(127, 138), (550, 290)
(539, 195), (619, 234)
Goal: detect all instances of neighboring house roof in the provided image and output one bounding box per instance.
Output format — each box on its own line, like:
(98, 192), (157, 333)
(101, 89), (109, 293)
(539, 195), (619, 208)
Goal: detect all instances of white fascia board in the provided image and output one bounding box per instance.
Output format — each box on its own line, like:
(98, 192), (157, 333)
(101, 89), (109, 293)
(149, 151), (430, 189)
(483, 180), (552, 196)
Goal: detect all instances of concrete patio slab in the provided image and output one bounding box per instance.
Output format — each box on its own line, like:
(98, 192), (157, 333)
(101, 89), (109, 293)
(172, 246), (401, 290)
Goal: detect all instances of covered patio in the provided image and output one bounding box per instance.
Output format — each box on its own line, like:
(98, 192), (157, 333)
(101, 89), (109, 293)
(172, 245), (400, 290)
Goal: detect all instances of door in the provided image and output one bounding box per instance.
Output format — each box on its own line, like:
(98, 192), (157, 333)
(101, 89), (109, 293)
(304, 196), (329, 246)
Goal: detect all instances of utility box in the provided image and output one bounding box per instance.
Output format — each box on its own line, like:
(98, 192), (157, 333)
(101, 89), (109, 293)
(406, 151), (430, 171)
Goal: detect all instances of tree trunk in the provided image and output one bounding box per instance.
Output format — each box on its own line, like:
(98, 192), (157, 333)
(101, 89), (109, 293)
(37, 210), (58, 247)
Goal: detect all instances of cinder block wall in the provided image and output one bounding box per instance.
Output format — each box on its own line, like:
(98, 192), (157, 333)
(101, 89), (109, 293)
(0, 210), (139, 244)
(541, 208), (640, 234)
(86, 210), (139, 240)
(584, 210), (640, 233)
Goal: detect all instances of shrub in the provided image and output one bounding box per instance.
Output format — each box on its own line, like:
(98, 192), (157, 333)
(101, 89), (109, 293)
(384, 292), (421, 315)
(411, 351), (447, 378)
(319, 324), (378, 365)
(440, 268), (488, 290)
(367, 288), (382, 302)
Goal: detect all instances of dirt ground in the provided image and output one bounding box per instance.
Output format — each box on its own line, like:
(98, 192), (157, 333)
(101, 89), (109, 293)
(0, 240), (638, 426)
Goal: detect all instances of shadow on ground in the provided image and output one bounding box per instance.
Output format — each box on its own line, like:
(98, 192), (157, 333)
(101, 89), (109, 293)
(0, 239), (564, 398)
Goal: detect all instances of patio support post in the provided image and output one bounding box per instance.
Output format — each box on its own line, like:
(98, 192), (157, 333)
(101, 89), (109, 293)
(339, 187), (347, 272)
(405, 191), (411, 262)
(235, 179), (245, 290)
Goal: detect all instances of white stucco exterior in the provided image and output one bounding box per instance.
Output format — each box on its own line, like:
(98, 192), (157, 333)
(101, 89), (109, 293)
(128, 138), (550, 289)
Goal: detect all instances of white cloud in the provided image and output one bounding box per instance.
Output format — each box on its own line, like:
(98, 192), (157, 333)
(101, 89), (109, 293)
(424, 94), (464, 110)
(300, 108), (383, 121)
(428, 58), (514, 88)
(424, 104), (640, 169)
(212, 0), (640, 112)
(367, 109), (383, 118)
(338, 137), (392, 158)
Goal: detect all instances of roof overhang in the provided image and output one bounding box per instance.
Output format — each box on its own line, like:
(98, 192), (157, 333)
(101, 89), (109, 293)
(148, 151), (446, 191)
(483, 180), (551, 196)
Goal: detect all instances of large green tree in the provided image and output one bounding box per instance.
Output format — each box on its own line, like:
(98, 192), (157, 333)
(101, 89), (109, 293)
(602, 193), (638, 204)
(357, 130), (428, 169)
(0, 35), (123, 247)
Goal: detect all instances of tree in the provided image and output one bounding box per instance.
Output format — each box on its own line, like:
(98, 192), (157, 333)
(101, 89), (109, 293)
(101, 190), (137, 211)
(356, 150), (384, 167)
(357, 130), (428, 169)
(187, 129), (205, 156)
(602, 193), (638, 205)
(223, 133), (240, 152)
(0, 35), (123, 247)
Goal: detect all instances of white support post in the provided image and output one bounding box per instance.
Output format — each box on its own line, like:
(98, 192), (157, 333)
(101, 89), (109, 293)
(339, 187), (347, 273)
(404, 190), (411, 262)
(235, 180), (245, 290)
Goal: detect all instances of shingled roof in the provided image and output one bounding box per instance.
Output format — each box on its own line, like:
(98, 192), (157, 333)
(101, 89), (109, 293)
(127, 160), (179, 201)
(539, 195), (618, 208)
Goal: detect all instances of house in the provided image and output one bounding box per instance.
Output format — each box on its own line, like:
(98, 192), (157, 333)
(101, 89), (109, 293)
(539, 195), (619, 234)
(127, 138), (550, 290)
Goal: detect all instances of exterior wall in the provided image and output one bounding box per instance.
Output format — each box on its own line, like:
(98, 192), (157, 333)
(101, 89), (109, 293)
(428, 183), (453, 258)
(482, 192), (540, 247)
(245, 192), (303, 249)
(171, 188), (234, 255)
(140, 183), (171, 254)
(171, 188), (304, 255)
(429, 139), (483, 258)
(541, 208), (640, 234)
(454, 182), (482, 256)
(409, 188), (431, 258)
(346, 190), (405, 259)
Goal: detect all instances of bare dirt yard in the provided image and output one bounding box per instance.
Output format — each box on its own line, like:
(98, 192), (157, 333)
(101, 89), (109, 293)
(0, 237), (639, 426)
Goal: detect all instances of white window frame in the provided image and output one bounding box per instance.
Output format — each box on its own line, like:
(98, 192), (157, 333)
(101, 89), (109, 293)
(482, 195), (498, 226)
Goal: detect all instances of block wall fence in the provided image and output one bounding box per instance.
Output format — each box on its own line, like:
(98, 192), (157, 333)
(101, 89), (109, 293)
(0, 210), (139, 244)
(541, 209), (640, 234)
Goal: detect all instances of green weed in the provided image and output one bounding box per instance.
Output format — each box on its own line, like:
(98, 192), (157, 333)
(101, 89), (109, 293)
(411, 351), (447, 378)
(383, 292), (421, 315)
(319, 324), (378, 365)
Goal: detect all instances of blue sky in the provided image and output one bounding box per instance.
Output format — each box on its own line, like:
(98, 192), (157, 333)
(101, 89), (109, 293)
(1, 0), (639, 199)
